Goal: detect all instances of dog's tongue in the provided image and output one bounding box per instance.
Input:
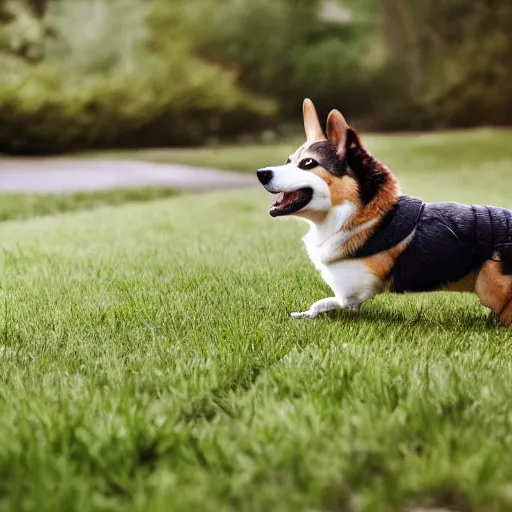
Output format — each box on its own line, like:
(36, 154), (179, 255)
(275, 191), (299, 208)
(269, 188), (313, 217)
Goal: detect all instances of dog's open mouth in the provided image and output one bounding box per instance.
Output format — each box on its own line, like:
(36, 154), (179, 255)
(269, 187), (313, 217)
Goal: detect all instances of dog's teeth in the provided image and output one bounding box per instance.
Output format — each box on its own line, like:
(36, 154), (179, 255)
(271, 192), (284, 210)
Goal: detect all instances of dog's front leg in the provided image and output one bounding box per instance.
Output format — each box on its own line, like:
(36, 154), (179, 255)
(291, 297), (352, 319)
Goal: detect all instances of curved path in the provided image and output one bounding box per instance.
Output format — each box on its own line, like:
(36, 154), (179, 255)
(0, 158), (255, 193)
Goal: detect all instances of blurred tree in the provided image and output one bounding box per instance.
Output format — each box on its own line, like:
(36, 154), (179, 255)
(0, 0), (276, 154)
(0, 0), (48, 62)
(45, 0), (150, 74)
(1, 0), (511, 154)
(185, 0), (381, 122)
(26, 0), (50, 18)
(379, 0), (512, 128)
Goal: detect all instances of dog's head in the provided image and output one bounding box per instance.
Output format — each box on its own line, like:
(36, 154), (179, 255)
(257, 99), (394, 221)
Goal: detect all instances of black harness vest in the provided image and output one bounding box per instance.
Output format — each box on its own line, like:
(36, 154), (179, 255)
(353, 196), (512, 293)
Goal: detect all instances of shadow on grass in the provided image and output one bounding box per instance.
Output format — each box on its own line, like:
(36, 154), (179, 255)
(322, 301), (505, 333)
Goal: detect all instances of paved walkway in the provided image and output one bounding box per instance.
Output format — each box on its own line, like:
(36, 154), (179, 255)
(0, 158), (255, 193)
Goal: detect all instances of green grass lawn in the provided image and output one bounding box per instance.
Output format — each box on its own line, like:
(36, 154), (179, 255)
(1, 130), (512, 511)
(0, 187), (179, 222)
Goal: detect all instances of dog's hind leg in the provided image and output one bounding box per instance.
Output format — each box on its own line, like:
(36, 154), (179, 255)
(475, 259), (512, 327)
(499, 300), (512, 327)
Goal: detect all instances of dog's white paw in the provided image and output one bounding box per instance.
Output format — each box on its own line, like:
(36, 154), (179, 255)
(290, 298), (345, 319)
(290, 311), (313, 319)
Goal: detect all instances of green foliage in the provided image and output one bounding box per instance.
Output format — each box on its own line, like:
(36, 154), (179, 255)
(423, 1), (512, 127)
(1, 0), (512, 153)
(45, 0), (150, 75)
(0, 0), (47, 61)
(379, 0), (512, 128)
(0, 0), (276, 154)
(193, 0), (379, 120)
(0, 55), (276, 154)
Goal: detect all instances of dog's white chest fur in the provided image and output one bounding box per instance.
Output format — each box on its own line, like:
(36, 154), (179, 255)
(302, 203), (381, 307)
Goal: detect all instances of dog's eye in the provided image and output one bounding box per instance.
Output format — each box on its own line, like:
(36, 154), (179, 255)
(298, 158), (318, 170)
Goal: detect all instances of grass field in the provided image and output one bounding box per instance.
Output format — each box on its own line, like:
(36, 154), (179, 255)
(2, 130), (512, 511)
(0, 187), (179, 222)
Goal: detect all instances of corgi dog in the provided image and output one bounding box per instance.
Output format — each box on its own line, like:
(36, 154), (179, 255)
(257, 99), (512, 325)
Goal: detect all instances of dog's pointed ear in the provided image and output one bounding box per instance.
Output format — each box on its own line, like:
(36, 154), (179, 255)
(326, 109), (349, 156)
(303, 98), (325, 142)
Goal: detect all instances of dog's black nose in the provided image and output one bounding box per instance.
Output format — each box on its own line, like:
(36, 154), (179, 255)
(257, 169), (273, 186)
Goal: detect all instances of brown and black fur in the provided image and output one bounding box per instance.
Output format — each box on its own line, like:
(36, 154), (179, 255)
(324, 120), (512, 325)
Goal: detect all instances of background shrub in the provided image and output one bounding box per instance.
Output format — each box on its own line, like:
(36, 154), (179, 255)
(0, 0), (276, 154)
(192, 0), (380, 122)
(0, 58), (275, 154)
(1, 0), (512, 154)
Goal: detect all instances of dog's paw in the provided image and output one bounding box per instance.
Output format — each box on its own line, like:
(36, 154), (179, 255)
(290, 311), (312, 319)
